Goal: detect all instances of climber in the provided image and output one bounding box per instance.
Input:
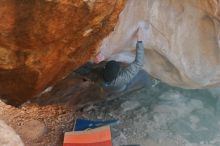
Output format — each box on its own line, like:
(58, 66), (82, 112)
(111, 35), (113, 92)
(95, 27), (145, 93)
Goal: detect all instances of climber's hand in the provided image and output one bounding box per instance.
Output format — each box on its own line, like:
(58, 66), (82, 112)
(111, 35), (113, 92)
(94, 52), (105, 64)
(137, 27), (145, 42)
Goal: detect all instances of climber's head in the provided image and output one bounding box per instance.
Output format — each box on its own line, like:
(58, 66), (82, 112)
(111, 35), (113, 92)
(103, 60), (120, 83)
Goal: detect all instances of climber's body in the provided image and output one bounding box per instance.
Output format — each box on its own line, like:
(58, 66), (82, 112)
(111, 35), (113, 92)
(102, 41), (144, 92)
(101, 27), (145, 93)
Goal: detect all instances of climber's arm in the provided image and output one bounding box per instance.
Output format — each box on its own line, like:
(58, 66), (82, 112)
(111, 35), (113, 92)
(112, 41), (144, 86)
(106, 27), (145, 87)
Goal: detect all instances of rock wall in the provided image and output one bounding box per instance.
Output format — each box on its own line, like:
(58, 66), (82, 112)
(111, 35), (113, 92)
(0, 0), (125, 104)
(0, 120), (24, 146)
(1, 0), (220, 104)
(100, 0), (220, 88)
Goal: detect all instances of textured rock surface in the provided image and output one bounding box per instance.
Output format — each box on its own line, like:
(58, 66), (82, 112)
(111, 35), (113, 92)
(0, 0), (125, 104)
(100, 0), (220, 88)
(0, 120), (24, 146)
(18, 120), (47, 141)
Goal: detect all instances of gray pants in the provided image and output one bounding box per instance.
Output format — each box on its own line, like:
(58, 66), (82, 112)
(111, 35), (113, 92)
(104, 70), (153, 95)
(126, 70), (153, 91)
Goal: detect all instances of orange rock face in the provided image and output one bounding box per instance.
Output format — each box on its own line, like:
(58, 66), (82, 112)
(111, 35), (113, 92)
(0, 0), (125, 105)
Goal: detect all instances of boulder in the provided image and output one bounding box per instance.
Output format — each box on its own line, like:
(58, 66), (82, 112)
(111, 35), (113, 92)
(0, 0), (125, 104)
(100, 0), (220, 88)
(1, 0), (220, 104)
(0, 120), (24, 146)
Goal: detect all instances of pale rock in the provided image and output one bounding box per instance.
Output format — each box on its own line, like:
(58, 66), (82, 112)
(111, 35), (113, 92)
(100, 0), (220, 88)
(0, 120), (24, 146)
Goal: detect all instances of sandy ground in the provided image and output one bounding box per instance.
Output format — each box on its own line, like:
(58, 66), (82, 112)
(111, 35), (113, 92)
(0, 101), (74, 146)
(0, 64), (106, 146)
(1, 63), (220, 146)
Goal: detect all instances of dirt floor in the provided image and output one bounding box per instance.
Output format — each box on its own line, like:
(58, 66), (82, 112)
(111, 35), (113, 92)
(0, 100), (74, 146)
(0, 62), (152, 146)
(1, 63), (220, 146)
(0, 64), (107, 146)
